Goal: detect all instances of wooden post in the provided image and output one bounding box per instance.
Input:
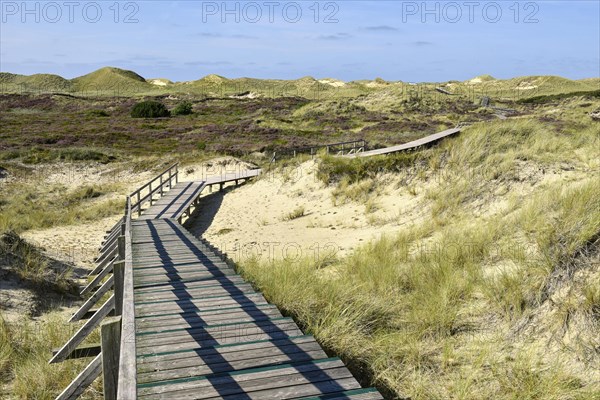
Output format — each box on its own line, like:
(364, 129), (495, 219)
(149, 181), (153, 205)
(113, 260), (124, 316)
(219, 183), (224, 192)
(160, 175), (163, 196)
(101, 317), (122, 400)
(117, 236), (125, 262)
(137, 191), (141, 217)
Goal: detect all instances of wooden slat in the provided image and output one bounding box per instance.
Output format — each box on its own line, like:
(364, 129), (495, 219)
(81, 258), (115, 296)
(70, 275), (114, 322)
(136, 358), (354, 397)
(135, 305), (282, 332)
(50, 295), (115, 364)
(136, 334), (314, 365)
(136, 323), (303, 355)
(298, 388), (384, 399)
(55, 353), (102, 400)
(133, 275), (246, 294)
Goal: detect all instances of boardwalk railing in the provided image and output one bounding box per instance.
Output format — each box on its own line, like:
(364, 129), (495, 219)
(272, 139), (366, 162)
(52, 165), (263, 400)
(116, 196), (137, 399)
(344, 127), (462, 158)
(53, 197), (141, 399)
(130, 163), (179, 216)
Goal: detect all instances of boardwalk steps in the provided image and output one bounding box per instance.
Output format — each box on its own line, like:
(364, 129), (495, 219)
(52, 163), (382, 399)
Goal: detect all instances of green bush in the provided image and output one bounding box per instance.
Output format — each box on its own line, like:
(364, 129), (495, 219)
(131, 101), (170, 118)
(172, 101), (193, 116)
(196, 141), (207, 151)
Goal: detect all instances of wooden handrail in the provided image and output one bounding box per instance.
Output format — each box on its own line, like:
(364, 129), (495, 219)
(129, 163), (179, 215)
(271, 139), (367, 161)
(116, 196), (136, 399)
(129, 163), (177, 198)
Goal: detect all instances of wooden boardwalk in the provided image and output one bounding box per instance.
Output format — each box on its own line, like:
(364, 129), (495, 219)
(344, 128), (461, 158)
(129, 179), (382, 398)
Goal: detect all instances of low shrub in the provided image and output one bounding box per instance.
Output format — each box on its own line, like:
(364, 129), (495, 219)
(131, 101), (170, 118)
(172, 101), (193, 116)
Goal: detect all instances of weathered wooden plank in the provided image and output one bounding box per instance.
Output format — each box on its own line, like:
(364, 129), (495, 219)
(135, 288), (259, 307)
(197, 376), (361, 400)
(136, 358), (349, 397)
(139, 182), (206, 220)
(134, 293), (268, 316)
(81, 259), (114, 296)
(133, 266), (237, 281)
(136, 324), (303, 355)
(101, 316), (122, 400)
(133, 275), (244, 293)
(70, 275), (114, 322)
(135, 305), (281, 330)
(50, 295), (115, 364)
(89, 251), (117, 277)
(134, 303), (279, 326)
(131, 254), (225, 264)
(113, 261), (124, 316)
(131, 243), (215, 252)
(298, 388), (384, 400)
(133, 271), (238, 288)
(134, 282), (254, 302)
(136, 334), (314, 365)
(137, 317), (294, 340)
(139, 347), (327, 384)
(138, 338), (327, 383)
(132, 275), (246, 294)
(55, 353), (102, 400)
(133, 259), (229, 271)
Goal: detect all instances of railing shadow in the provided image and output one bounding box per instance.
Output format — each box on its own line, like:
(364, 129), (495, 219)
(131, 218), (347, 397)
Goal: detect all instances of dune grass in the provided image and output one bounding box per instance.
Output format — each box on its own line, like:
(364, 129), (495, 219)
(0, 181), (124, 233)
(239, 116), (600, 399)
(0, 313), (101, 399)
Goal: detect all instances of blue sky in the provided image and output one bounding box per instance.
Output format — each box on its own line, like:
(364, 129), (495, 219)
(1, 1), (598, 82)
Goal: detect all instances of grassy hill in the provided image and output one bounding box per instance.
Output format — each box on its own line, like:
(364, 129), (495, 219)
(0, 67), (598, 101)
(0, 73), (72, 93)
(70, 67), (153, 96)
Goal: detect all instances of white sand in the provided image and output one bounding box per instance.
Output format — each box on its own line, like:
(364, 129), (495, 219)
(189, 160), (430, 265)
